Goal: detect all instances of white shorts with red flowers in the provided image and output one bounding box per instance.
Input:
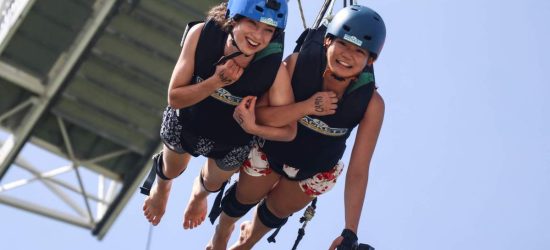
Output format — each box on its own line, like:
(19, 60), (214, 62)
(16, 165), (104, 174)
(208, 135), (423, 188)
(241, 145), (344, 197)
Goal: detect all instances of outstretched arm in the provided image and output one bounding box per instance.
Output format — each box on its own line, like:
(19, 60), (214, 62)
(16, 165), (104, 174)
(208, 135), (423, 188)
(168, 23), (243, 109)
(330, 90), (384, 249)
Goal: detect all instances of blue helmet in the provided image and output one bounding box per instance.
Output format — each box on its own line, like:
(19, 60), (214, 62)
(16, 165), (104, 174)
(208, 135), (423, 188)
(227, 0), (288, 29)
(326, 5), (386, 59)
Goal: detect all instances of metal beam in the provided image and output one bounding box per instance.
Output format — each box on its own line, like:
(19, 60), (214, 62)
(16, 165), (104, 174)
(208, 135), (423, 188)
(0, 194), (92, 229)
(30, 137), (121, 180)
(0, 60), (44, 95)
(93, 143), (161, 239)
(0, 0), (37, 55)
(0, 97), (35, 124)
(0, 0), (119, 180)
(57, 116), (95, 224)
(9, 160), (88, 217)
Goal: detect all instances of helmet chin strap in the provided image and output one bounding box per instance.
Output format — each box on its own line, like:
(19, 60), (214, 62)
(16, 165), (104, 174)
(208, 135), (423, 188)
(230, 31), (252, 57)
(323, 68), (357, 82)
(214, 31), (251, 66)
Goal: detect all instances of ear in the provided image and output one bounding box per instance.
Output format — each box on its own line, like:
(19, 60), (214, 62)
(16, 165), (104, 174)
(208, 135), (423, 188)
(324, 37), (333, 47)
(367, 57), (375, 66)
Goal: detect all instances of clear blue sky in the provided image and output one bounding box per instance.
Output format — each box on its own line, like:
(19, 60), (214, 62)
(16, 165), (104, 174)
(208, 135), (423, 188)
(2, 0), (550, 249)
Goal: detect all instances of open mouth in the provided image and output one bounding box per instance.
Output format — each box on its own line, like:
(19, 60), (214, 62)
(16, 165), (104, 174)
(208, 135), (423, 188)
(336, 59), (352, 69)
(246, 37), (260, 48)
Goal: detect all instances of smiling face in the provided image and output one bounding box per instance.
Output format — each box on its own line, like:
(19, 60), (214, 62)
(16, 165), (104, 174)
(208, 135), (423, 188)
(231, 17), (276, 55)
(324, 37), (370, 79)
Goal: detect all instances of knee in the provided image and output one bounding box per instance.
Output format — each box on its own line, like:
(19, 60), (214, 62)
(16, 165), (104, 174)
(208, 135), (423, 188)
(162, 150), (188, 176)
(221, 182), (257, 218)
(257, 200), (288, 229)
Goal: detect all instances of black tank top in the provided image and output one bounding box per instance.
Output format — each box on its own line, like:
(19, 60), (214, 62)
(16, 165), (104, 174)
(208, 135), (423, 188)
(178, 19), (283, 147)
(262, 26), (375, 180)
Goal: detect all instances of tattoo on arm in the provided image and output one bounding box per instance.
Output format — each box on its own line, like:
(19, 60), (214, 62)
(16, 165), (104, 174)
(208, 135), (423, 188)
(315, 96), (324, 112)
(218, 70), (232, 84)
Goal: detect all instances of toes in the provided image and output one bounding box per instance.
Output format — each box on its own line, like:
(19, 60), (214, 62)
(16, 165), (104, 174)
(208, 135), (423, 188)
(152, 215), (162, 225)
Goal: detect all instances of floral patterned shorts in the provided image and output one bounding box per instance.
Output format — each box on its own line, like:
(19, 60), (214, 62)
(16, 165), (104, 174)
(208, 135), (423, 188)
(160, 106), (251, 171)
(242, 145), (344, 197)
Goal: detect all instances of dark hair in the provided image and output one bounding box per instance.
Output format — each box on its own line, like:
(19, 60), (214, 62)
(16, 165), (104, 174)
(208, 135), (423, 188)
(207, 2), (236, 32)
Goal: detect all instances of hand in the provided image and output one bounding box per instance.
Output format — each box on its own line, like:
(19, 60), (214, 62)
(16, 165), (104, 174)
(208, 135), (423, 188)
(328, 236), (344, 250)
(233, 96), (258, 134)
(307, 91), (338, 116)
(214, 58), (244, 86)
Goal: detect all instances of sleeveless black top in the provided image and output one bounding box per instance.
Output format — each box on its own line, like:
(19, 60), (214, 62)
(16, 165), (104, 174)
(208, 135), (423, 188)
(262, 26), (375, 180)
(178, 19), (283, 147)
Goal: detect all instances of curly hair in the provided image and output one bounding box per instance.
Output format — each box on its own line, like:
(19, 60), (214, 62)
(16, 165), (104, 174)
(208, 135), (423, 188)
(206, 2), (234, 32)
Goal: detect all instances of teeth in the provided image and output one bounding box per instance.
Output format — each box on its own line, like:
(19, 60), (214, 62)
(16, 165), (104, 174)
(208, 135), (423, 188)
(246, 38), (259, 46)
(337, 59), (351, 67)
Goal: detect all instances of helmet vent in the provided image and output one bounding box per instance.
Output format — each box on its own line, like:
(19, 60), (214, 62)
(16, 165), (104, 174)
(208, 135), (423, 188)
(343, 25), (351, 32)
(255, 6), (264, 12)
(351, 7), (359, 11)
(277, 13), (284, 18)
(363, 35), (372, 41)
(373, 16), (380, 21)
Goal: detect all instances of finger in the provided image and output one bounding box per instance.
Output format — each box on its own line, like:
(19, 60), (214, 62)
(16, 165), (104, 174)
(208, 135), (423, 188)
(225, 58), (235, 67)
(328, 241), (338, 250)
(328, 91), (337, 97)
(331, 97), (339, 104)
(247, 96), (257, 111)
(240, 96), (254, 108)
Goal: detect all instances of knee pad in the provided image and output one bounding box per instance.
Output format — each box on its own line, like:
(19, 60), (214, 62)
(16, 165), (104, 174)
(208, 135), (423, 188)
(200, 172), (226, 193)
(221, 182), (257, 218)
(257, 200), (288, 229)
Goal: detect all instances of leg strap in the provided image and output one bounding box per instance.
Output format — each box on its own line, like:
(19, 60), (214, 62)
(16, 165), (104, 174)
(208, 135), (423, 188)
(221, 181), (257, 218)
(257, 199), (288, 229)
(257, 199), (289, 243)
(140, 151), (183, 195)
(203, 171), (228, 224)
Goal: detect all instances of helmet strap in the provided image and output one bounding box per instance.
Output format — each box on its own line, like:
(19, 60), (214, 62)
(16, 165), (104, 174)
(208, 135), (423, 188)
(229, 30), (251, 57)
(323, 68), (358, 83)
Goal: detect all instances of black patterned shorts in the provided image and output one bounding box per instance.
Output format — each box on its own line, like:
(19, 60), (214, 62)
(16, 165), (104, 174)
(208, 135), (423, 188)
(160, 106), (252, 171)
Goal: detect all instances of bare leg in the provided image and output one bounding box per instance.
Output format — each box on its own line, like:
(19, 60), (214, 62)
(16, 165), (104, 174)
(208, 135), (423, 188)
(183, 158), (235, 229)
(208, 169), (280, 249)
(229, 178), (315, 249)
(143, 145), (191, 225)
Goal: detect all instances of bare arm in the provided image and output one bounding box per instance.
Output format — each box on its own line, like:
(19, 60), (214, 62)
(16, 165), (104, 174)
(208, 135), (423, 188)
(329, 90), (384, 249)
(233, 64), (297, 141)
(343, 90), (384, 234)
(256, 53), (338, 127)
(168, 23), (243, 109)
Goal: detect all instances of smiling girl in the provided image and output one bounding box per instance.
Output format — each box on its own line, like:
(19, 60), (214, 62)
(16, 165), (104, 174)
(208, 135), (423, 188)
(141, 0), (295, 232)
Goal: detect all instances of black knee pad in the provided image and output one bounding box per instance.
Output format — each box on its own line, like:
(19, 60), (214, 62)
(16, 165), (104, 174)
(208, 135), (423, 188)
(257, 200), (288, 229)
(221, 182), (257, 218)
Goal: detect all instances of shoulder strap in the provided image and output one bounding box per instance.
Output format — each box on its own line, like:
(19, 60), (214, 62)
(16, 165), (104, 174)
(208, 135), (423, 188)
(346, 71), (375, 94)
(180, 21), (203, 47)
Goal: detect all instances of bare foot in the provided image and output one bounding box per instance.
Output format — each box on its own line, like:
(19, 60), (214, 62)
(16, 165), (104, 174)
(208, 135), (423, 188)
(183, 176), (208, 229)
(142, 180), (171, 226)
(206, 223), (236, 250)
(228, 221), (252, 250)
